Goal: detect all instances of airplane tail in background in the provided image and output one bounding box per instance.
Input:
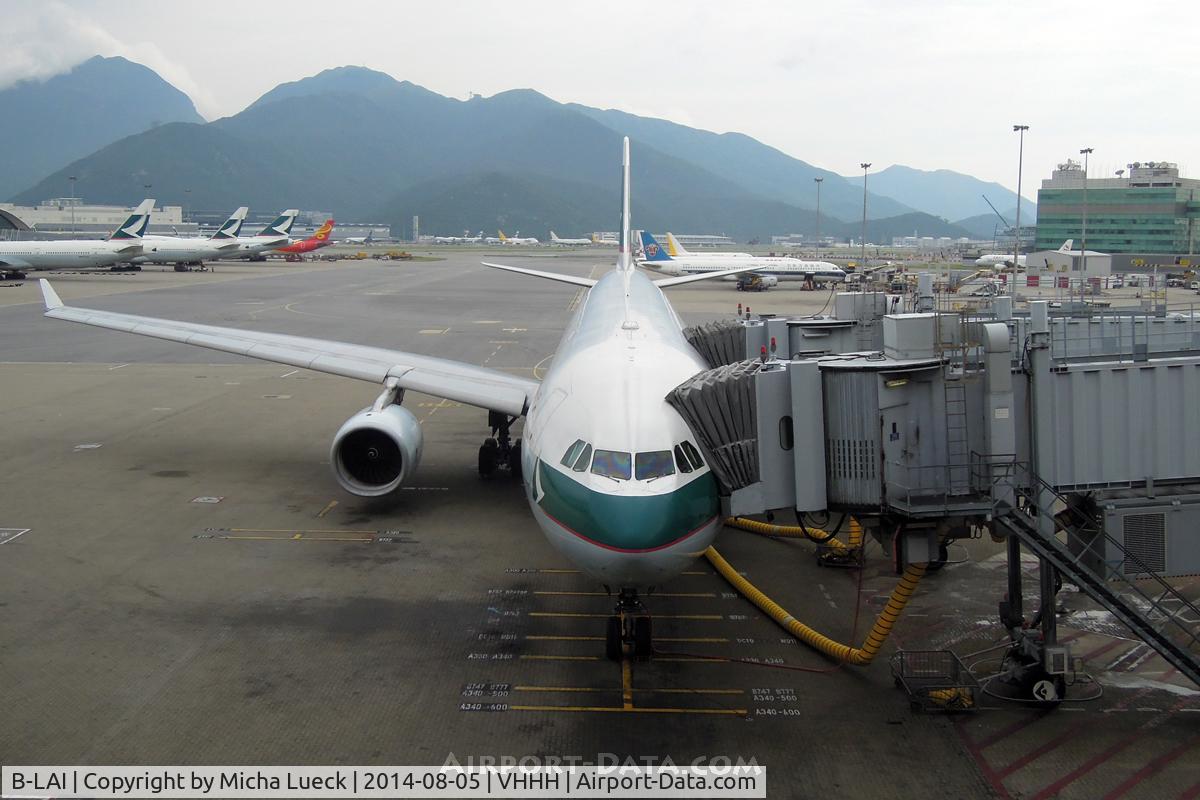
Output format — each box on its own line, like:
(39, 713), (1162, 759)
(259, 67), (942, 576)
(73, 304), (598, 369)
(211, 207), (249, 240)
(618, 136), (632, 271)
(498, 230), (509, 243)
(1059, 239), (1074, 253)
(314, 219), (335, 241)
(259, 209), (299, 237)
(638, 231), (672, 262)
(550, 231), (561, 242)
(107, 199), (155, 241)
(666, 232), (691, 257)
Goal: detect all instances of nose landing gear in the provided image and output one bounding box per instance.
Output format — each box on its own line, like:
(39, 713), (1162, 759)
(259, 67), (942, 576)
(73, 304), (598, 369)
(478, 410), (522, 479)
(605, 589), (653, 661)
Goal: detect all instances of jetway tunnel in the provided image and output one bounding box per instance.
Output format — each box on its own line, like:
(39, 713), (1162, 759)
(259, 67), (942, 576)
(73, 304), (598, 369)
(670, 284), (1200, 701)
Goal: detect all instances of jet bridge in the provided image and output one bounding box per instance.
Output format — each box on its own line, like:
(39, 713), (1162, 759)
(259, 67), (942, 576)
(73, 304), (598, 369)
(670, 284), (1200, 700)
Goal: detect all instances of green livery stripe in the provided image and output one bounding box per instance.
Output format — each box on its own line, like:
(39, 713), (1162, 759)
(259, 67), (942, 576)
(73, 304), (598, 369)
(537, 461), (719, 551)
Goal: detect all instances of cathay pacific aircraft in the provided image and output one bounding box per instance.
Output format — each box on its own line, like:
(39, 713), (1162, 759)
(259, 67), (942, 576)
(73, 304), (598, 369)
(134, 207), (249, 266)
(0, 199), (155, 279)
(38, 139), (760, 659)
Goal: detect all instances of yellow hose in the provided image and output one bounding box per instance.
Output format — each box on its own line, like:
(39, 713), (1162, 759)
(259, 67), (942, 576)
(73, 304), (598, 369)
(704, 545), (928, 666)
(726, 515), (862, 557)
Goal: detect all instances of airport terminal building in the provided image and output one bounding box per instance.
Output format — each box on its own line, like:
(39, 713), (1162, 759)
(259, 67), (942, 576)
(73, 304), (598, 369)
(0, 199), (194, 238)
(1035, 160), (1200, 255)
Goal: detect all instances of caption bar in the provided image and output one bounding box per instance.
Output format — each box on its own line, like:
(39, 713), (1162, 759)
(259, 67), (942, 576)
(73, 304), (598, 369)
(1, 766), (766, 799)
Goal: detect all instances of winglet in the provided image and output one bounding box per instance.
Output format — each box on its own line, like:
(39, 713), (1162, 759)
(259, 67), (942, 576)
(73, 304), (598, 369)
(39, 279), (63, 311)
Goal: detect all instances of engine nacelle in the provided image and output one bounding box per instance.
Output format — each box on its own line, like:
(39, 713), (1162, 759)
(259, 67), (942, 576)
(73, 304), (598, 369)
(330, 404), (424, 496)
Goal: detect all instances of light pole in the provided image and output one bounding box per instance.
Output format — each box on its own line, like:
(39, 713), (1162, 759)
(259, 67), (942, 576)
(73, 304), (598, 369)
(859, 162), (871, 269)
(813, 177), (823, 259)
(184, 188), (191, 227)
(68, 175), (76, 236)
(1079, 148), (1093, 277)
(1012, 125), (1029, 288)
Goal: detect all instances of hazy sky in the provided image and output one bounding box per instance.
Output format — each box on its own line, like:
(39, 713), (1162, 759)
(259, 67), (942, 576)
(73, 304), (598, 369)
(4, 0), (1195, 194)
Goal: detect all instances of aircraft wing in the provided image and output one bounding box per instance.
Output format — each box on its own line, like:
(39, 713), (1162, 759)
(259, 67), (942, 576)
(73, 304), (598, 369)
(213, 241), (243, 250)
(38, 280), (537, 416)
(0, 256), (32, 269)
(481, 261), (597, 288)
(653, 264), (766, 287)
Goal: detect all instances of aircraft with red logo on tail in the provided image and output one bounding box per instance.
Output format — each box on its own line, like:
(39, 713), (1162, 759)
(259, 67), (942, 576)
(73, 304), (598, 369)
(277, 219), (335, 254)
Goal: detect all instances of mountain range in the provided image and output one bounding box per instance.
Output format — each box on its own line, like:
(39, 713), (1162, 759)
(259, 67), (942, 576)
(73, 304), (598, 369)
(0, 56), (203, 201)
(7, 59), (1028, 241)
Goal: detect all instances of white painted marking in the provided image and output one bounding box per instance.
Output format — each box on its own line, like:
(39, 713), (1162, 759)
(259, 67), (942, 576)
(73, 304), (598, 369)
(73, 443), (102, 451)
(224, 381), (240, 386)
(191, 496), (224, 504)
(152, 407), (172, 411)
(501, 327), (527, 333)
(474, 320), (501, 324)
(419, 328), (449, 335)
(0, 528), (32, 545)
(279, 369), (299, 378)
(108, 363), (129, 370)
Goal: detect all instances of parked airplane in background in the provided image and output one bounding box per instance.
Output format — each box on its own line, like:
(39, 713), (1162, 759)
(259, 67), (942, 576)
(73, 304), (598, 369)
(665, 232), (750, 258)
(133, 207), (248, 266)
(434, 231), (484, 244)
(216, 209), (299, 260)
(499, 230), (539, 245)
(639, 231), (846, 284)
(0, 199), (155, 279)
(38, 138), (765, 659)
(277, 219), (335, 254)
(969, 239), (1075, 271)
(550, 231), (593, 246)
(343, 229), (374, 246)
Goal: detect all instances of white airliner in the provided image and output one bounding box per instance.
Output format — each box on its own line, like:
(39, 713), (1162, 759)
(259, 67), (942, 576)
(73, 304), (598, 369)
(0, 199), (155, 279)
(498, 230), (538, 245)
(665, 232), (751, 258)
(37, 139), (762, 658)
(640, 231), (847, 284)
(134, 207), (248, 266)
(343, 230), (374, 246)
(215, 209), (299, 260)
(549, 231), (593, 246)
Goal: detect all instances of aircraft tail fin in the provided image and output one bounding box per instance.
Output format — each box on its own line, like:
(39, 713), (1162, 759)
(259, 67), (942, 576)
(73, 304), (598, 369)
(666, 232), (691, 257)
(313, 219), (335, 242)
(498, 230), (509, 242)
(211, 207), (249, 240)
(618, 136), (633, 271)
(259, 209), (299, 237)
(107, 199), (155, 241)
(638, 231), (672, 262)
(550, 231), (560, 242)
(1059, 239), (1074, 253)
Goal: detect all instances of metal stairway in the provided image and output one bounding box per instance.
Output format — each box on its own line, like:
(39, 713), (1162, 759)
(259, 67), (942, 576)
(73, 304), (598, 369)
(994, 474), (1200, 687)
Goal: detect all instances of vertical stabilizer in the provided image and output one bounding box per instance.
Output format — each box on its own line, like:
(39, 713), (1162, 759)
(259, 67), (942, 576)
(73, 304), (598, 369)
(259, 209), (299, 237)
(211, 207), (249, 240)
(1059, 239), (1074, 253)
(666, 232), (692, 257)
(618, 137), (633, 271)
(108, 199), (155, 240)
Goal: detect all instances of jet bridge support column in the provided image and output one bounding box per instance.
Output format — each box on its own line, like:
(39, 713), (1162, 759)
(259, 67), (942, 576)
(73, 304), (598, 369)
(1028, 302), (1058, 652)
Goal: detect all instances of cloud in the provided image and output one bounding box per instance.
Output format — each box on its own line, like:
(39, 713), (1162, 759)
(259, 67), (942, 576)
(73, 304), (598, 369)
(0, 0), (215, 119)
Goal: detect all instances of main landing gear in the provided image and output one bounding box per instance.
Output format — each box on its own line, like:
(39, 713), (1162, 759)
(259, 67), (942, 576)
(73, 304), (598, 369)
(605, 589), (653, 661)
(478, 410), (522, 479)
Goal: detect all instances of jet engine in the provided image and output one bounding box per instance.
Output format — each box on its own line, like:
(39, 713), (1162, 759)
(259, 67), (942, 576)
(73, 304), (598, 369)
(330, 405), (423, 496)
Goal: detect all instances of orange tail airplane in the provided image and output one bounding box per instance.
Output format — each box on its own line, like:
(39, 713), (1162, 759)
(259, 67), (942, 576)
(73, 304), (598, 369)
(277, 219), (335, 254)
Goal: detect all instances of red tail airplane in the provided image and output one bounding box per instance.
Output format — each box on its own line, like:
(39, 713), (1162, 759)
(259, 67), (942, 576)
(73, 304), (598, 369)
(277, 219), (335, 254)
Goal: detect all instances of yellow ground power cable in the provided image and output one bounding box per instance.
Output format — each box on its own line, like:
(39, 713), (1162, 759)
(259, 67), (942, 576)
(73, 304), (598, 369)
(725, 515), (864, 556)
(703, 544), (928, 667)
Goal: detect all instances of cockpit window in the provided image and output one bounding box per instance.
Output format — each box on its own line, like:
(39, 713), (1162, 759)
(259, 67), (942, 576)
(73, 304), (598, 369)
(572, 444), (592, 472)
(560, 439), (587, 468)
(635, 451), (676, 481)
(673, 444), (694, 474)
(590, 449), (632, 480)
(680, 441), (705, 470)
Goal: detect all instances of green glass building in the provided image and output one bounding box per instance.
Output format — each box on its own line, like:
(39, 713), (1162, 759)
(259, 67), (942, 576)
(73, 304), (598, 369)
(1035, 161), (1200, 255)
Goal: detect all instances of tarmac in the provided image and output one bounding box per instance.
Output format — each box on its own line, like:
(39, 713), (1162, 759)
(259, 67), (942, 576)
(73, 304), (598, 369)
(1, 254), (1197, 799)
